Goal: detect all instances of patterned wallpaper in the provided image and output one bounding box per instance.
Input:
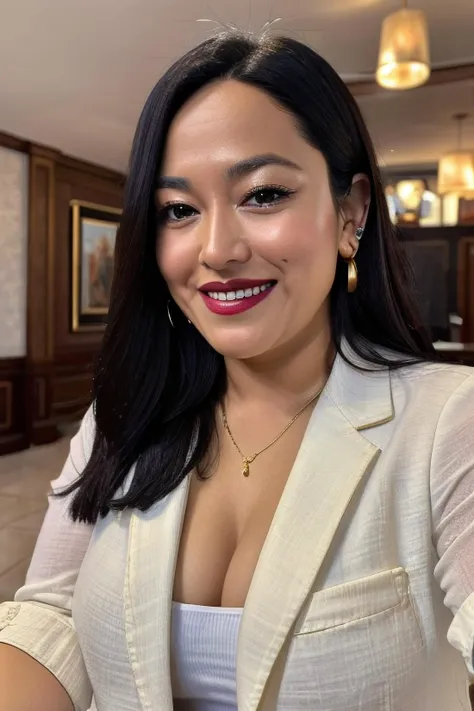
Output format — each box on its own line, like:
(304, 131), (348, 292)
(0, 147), (28, 358)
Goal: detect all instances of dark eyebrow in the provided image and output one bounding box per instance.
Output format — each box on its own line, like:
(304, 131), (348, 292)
(156, 153), (301, 192)
(156, 176), (191, 191)
(227, 153), (302, 180)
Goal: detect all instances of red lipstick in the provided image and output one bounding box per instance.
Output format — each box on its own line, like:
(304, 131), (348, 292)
(198, 279), (276, 316)
(199, 279), (273, 293)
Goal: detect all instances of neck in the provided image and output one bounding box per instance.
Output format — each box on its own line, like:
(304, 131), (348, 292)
(224, 321), (334, 413)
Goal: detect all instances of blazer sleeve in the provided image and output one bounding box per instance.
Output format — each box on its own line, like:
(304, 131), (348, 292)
(0, 405), (96, 711)
(430, 372), (474, 678)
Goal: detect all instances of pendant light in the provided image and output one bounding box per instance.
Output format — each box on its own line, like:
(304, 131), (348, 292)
(376, 0), (431, 90)
(438, 113), (474, 197)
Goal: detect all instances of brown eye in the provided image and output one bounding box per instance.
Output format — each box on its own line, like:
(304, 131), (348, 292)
(243, 186), (293, 208)
(254, 190), (280, 205)
(161, 203), (198, 223)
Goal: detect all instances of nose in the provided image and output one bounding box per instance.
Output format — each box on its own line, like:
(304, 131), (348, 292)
(198, 204), (251, 271)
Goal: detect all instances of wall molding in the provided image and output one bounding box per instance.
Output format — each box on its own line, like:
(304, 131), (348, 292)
(0, 381), (13, 431)
(0, 130), (124, 183)
(0, 357), (28, 455)
(28, 154), (56, 361)
(0, 131), (30, 154)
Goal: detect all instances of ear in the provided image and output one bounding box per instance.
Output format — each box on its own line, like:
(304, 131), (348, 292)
(338, 173), (371, 261)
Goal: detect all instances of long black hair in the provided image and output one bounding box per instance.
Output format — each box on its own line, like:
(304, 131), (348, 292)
(59, 31), (434, 523)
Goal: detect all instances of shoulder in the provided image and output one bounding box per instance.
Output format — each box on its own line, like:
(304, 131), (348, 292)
(49, 404), (97, 492)
(391, 360), (474, 403)
(70, 403), (97, 467)
(338, 340), (474, 421)
(389, 361), (474, 452)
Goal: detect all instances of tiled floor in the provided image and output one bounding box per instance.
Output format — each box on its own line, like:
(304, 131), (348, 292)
(0, 435), (73, 603)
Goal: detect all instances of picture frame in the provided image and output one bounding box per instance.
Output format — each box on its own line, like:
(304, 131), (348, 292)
(70, 199), (122, 333)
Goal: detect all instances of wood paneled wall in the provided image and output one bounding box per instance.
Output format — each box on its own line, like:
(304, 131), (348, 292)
(0, 131), (123, 455)
(458, 237), (474, 343)
(399, 225), (474, 343)
(0, 358), (27, 455)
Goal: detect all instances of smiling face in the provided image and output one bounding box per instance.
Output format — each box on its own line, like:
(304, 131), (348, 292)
(156, 80), (367, 362)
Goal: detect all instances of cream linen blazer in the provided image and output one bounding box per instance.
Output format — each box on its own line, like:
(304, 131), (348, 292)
(1, 350), (474, 711)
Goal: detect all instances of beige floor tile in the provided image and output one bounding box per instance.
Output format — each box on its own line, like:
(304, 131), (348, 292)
(0, 436), (74, 584)
(0, 527), (38, 575)
(0, 478), (52, 502)
(0, 462), (55, 484)
(0, 496), (46, 529)
(0, 461), (62, 500)
(0, 438), (71, 480)
(9, 510), (46, 532)
(0, 557), (31, 603)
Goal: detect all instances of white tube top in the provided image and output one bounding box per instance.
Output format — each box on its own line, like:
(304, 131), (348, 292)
(171, 602), (243, 711)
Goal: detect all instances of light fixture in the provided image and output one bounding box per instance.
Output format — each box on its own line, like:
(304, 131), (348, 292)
(438, 113), (474, 197)
(396, 179), (425, 209)
(376, 0), (431, 90)
(394, 179), (425, 224)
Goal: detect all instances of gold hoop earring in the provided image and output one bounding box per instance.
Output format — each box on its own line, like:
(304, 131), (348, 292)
(347, 259), (358, 293)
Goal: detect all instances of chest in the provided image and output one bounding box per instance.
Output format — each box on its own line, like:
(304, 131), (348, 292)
(173, 414), (311, 608)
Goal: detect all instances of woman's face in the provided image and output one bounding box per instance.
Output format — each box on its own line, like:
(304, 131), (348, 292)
(156, 80), (366, 361)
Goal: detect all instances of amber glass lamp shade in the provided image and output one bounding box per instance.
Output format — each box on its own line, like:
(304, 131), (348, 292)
(376, 8), (430, 90)
(438, 152), (474, 197)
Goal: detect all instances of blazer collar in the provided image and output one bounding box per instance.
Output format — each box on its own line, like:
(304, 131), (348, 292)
(326, 341), (394, 431)
(236, 348), (390, 710)
(124, 345), (394, 711)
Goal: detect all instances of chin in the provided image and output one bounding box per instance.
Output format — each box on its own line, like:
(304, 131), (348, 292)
(205, 332), (273, 361)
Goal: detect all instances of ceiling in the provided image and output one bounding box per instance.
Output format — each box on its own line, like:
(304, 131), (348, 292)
(1, 0), (473, 172)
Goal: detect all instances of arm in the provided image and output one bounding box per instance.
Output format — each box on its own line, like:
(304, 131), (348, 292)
(0, 644), (73, 711)
(431, 373), (474, 676)
(0, 407), (96, 711)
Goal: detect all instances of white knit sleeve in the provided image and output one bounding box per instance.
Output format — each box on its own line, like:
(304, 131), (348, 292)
(430, 373), (474, 677)
(0, 405), (96, 711)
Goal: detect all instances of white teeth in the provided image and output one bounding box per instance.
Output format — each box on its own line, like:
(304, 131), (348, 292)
(206, 282), (274, 302)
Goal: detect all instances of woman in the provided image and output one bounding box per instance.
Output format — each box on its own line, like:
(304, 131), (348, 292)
(1, 31), (473, 711)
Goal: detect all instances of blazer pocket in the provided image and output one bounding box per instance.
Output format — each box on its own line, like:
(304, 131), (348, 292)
(295, 567), (419, 636)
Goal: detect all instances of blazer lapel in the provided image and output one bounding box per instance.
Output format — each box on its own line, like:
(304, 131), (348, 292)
(124, 474), (191, 711)
(237, 352), (394, 711)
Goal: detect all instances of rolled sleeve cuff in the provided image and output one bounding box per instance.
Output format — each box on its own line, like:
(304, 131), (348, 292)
(447, 592), (474, 678)
(0, 601), (92, 711)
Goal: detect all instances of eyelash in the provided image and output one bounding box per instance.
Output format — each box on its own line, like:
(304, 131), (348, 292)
(157, 184), (295, 224)
(241, 184), (295, 207)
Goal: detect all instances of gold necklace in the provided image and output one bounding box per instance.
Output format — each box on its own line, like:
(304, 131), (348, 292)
(221, 386), (324, 477)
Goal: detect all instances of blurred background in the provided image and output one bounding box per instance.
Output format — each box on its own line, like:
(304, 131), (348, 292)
(0, 0), (473, 599)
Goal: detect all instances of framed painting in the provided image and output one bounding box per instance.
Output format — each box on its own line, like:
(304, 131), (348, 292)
(70, 200), (121, 332)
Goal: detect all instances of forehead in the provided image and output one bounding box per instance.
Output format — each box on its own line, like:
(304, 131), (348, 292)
(160, 80), (309, 172)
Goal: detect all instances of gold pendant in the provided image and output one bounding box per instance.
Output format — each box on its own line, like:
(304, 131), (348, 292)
(242, 455), (256, 477)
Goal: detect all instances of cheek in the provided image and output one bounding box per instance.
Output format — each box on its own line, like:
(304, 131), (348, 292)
(155, 232), (195, 291)
(251, 207), (339, 271)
